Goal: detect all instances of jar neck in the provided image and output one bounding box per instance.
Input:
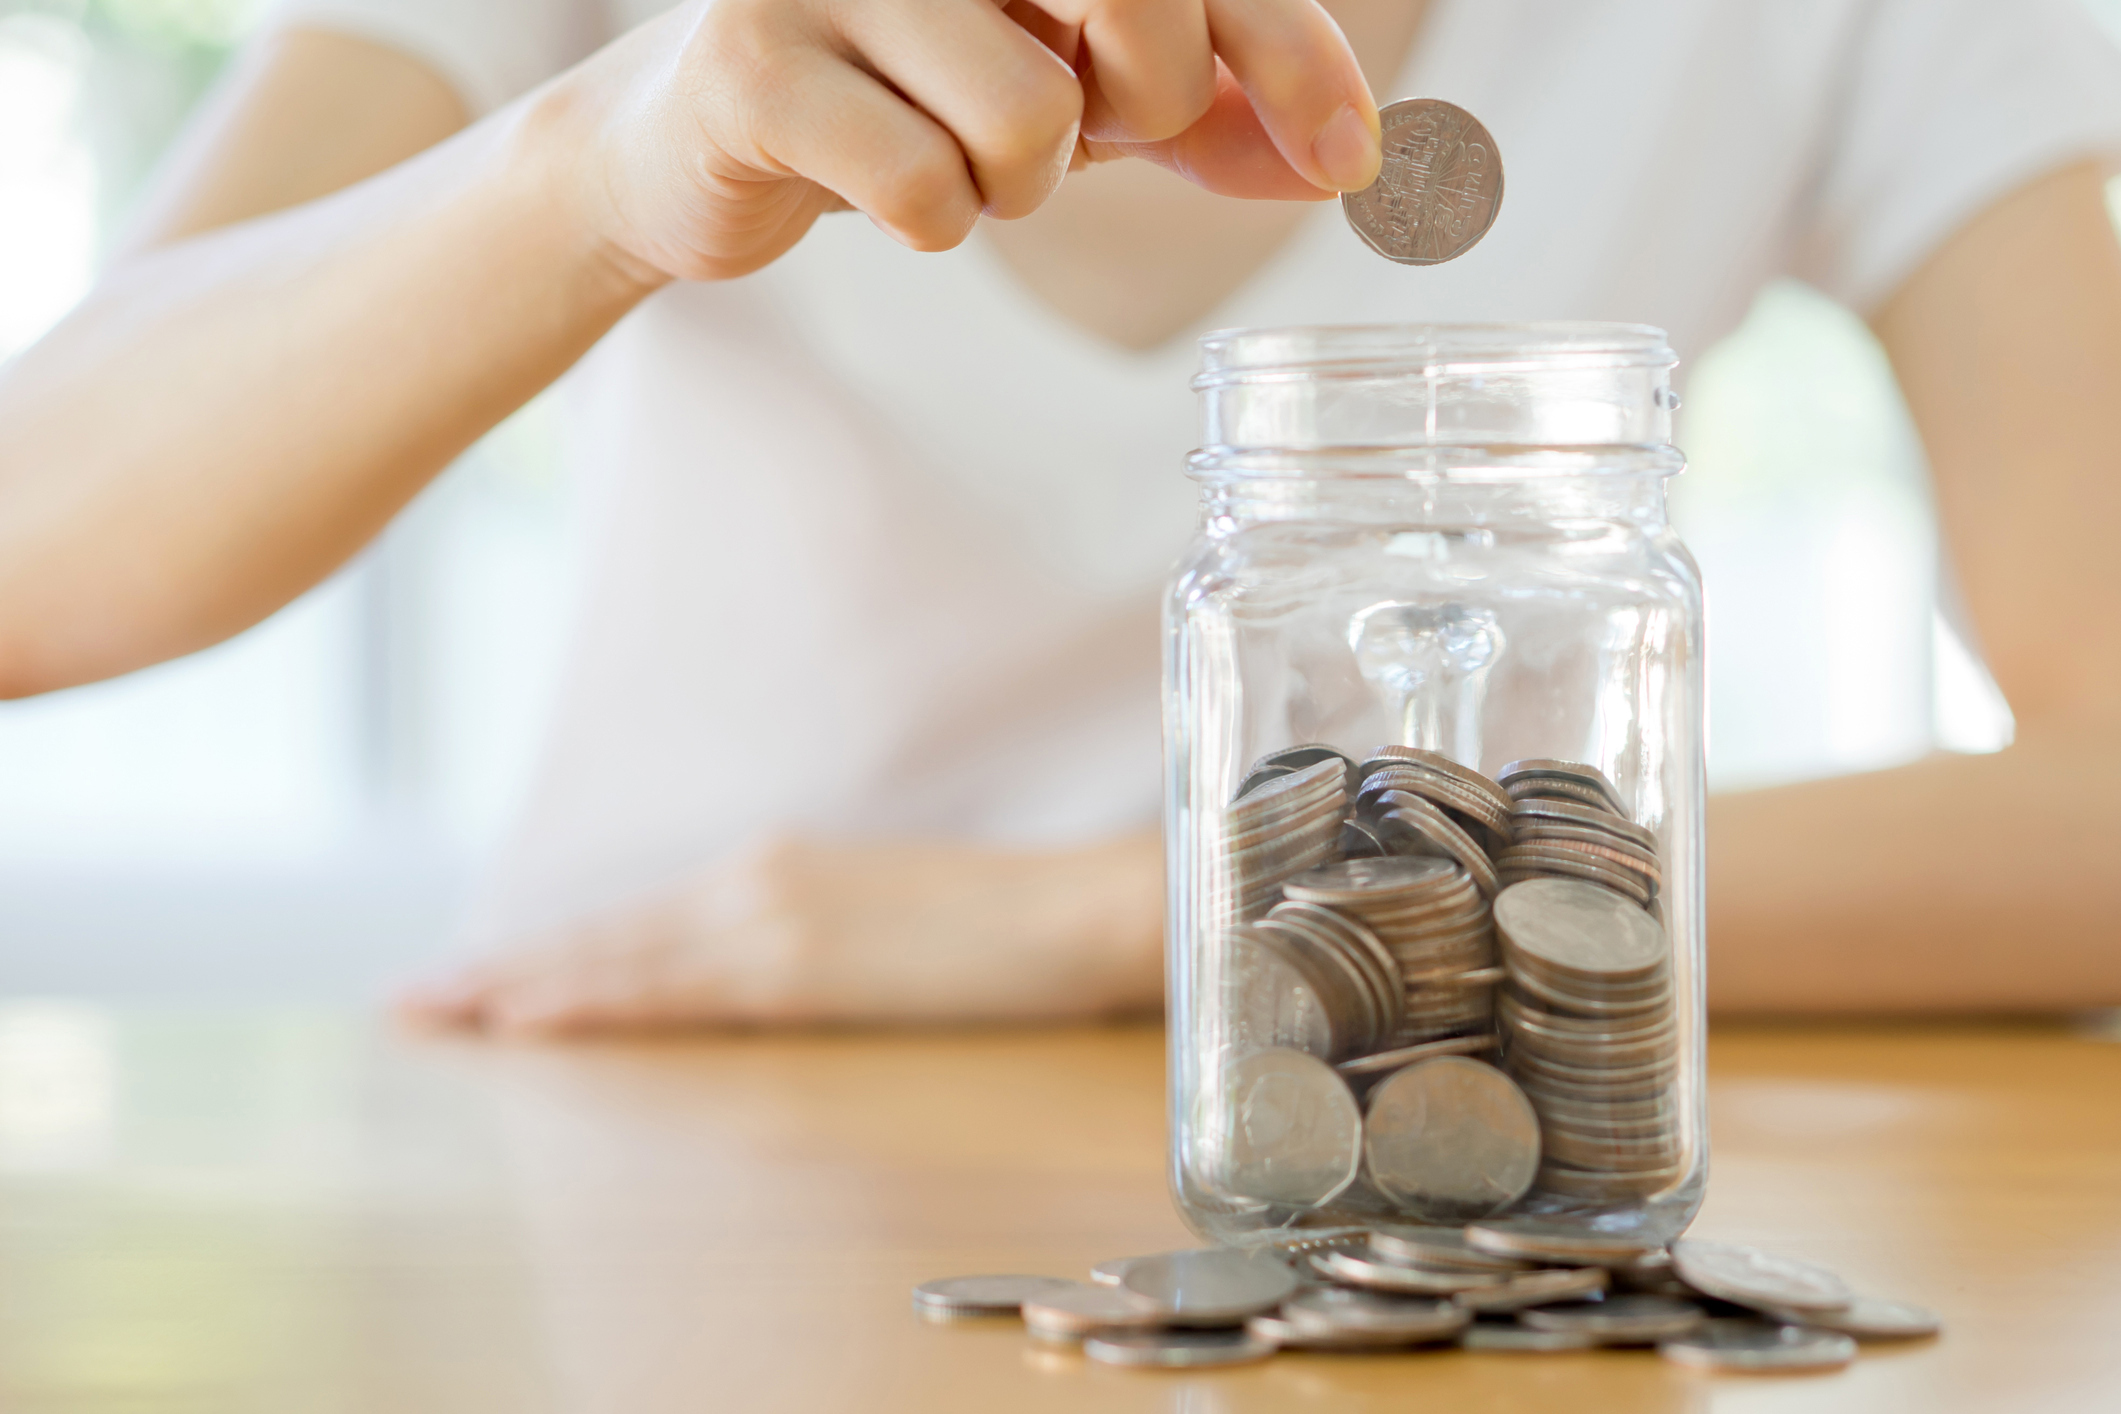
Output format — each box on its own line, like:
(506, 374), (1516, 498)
(1193, 455), (1680, 532)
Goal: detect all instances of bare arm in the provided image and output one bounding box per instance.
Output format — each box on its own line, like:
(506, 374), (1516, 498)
(1707, 160), (2121, 1015)
(0, 27), (654, 697)
(0, 0), (1382, 700)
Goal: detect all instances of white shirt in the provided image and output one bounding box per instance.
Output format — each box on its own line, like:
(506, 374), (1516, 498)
(277, 0), (2121, 939)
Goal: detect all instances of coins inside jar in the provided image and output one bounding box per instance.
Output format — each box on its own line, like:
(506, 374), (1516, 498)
(1210, 745), (1685, 1221)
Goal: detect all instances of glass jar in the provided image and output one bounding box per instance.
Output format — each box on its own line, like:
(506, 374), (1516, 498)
(1164, 324), (1706, 1247)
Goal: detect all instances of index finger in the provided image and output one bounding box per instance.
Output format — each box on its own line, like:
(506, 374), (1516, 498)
(1083, 60), (1339, 200)
(1202, 0), (1379, 191)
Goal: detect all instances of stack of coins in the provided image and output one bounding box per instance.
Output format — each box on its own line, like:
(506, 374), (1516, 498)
(917, 1232), (1937, 1373)
(1358, 747), (1513, 864)
(1217, 756), (1351, 923)
(1280, 857), (1500, 1045)
(1493, 877), (1681, 1201)
(1494, 760), (1662, 912)
(1213, 740), (1687, 1218)
(1224, 903), (1404, 1060)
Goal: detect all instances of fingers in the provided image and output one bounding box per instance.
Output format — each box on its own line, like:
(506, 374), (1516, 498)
(669, 0), (1375, 272)
(1203, 0), (1378, 191)
(1039, 0), (1377, 193)
(1071, 0), (1218, 143)
(736, 45), (986, 250)
(834, 0), (1085, 219)
(1085, 58), (1337, 201)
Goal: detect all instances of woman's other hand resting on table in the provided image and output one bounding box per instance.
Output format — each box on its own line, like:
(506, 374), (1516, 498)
(397, 833), (1167, 1033)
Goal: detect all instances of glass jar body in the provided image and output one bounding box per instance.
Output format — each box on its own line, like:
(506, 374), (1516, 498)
(1164, 326), (1707, 1246)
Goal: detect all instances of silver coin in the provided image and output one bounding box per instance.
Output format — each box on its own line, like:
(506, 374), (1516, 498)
(1339, 819), (1388, 859)
(1535, 1160), (1686, 1201)
(1358, 764), (1513, 843)
(1514, 819), (1661, 868)
(1751, 1294), (1942, 1340)
(1364, 1058), (1541, 1214)
(1497, 759), (1630, 816)
(1342, 98), (1504, 265)
(1120, 1249), (1300, 1325)
(1225, 757), (1344, 819)
(1090, 1256), (1137, 1287)
(1020, 1282), (1168, 1338)
(1517, 1091), (1676, 1128)
(1459, 1322), (1599, 1352)
(1256, 916), (1387, 1051)
(1494, 880), (1666, 979)
(1210, 1049), (1362, 1207)
(1510, 835), (1662, 886)
(1540, 1127), (1684, 1171)
(1519, 1294), (1707, 1344)
(1506, 967), (1673, 1021)
(1250, 743), (1350, 773)
(1084, 1328), (1278, 1368)
(913, 1303), (1015, 1326)
(911, 1273), (1075, 1314)
(1225, 927), (1341, 1058)
(1269, 902), (1404, 1041)
(1510, 796), (1660, 851)
(1282, 1288), (1471, 1342)
(1671, 1240), (1853, 1313)
(1234, 764), (1297, 800)
(1374, 794), (1501, 897)
(1464, 1219), (1664, 1265)
(1312, 1249), (1511, 1294)
(1363, 747), (1515, 819)
(1504, 778), (1621, 814)
(1368, 1225), (1535, 1273)
(1246, 1311), (1408, 1350)
(1495, 852), (1654, 907)
(1657, 1319), (1858, 1372)
(1510, 1048), (1679, 1092)
(1452, 1264), (1608, 1313)
(1285, 855), (1462, 905)
(1335, 1034), (1492, 1079)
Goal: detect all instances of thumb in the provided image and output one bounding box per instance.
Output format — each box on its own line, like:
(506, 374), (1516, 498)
(1081, 61), (1344, 203)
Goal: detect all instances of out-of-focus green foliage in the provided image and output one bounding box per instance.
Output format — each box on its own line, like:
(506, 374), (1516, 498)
(0, 0), (267, 243)
(0, 0), (262, 54)
(94, 0), (267, 50)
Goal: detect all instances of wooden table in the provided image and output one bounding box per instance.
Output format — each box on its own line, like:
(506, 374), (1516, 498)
(0, 1006), (2115, 1412)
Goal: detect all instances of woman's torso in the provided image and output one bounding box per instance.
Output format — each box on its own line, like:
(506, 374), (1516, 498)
(470, 0), (1916, 937)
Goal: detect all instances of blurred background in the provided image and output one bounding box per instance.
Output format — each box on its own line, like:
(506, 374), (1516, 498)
(0, 0), (2113, 1002)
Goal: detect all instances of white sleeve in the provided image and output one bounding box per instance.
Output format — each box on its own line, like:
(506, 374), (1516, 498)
(1791, 0), (2121, 312)
(265, 0), (610, 115)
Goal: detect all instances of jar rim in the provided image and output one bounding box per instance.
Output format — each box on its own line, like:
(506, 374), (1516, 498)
(1193, 322), (1676, 388)
(1187, 445), (1686, 482)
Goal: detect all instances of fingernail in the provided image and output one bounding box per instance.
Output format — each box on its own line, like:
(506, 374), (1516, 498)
(1312, 103), (1380, 191)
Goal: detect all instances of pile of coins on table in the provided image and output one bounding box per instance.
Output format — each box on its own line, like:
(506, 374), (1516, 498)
(914, 1227), (1940, 1372)
(1209, 743), (1681, 1217)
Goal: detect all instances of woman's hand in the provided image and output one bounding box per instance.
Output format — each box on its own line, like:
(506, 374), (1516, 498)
(548, 0), (1381, 285)
(397, 831), (1166, 1033)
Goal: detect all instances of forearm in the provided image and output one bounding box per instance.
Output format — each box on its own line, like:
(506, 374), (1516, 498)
(1706, 730), (2121, 1015)
(0, 91), (661, 697)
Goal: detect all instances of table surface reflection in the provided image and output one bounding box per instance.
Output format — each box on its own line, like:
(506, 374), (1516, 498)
(0, 1005), (2115, 1413)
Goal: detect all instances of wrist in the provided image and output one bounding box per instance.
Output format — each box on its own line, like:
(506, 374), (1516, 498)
(493, 73), (674, 308)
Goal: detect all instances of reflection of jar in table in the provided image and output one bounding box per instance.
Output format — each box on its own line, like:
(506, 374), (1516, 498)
(1163, 325), (1707, 1246)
